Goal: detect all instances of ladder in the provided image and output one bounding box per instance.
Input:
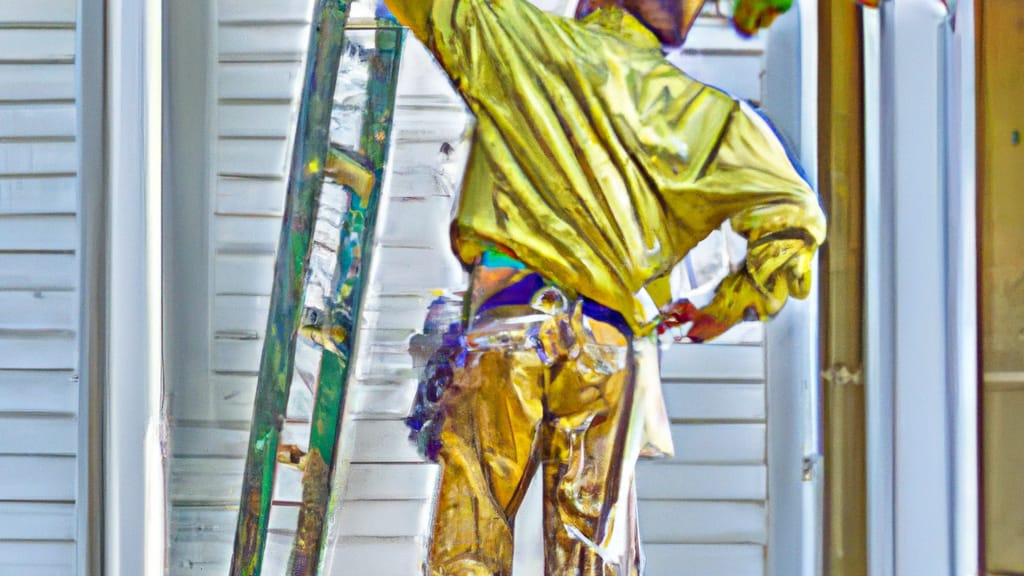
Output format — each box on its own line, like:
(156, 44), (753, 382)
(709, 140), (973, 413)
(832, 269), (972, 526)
(229, 2), (404, 574)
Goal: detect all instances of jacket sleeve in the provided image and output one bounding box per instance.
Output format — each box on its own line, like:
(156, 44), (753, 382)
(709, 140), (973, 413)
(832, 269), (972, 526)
(690, 101), (826, 320)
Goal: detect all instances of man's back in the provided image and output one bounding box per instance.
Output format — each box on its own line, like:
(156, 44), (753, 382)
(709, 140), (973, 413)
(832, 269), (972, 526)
(385, 0), (824, 335)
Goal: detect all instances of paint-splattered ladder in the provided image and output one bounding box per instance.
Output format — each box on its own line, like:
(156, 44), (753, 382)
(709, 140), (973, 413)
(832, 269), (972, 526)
(229, 2), (404, 574)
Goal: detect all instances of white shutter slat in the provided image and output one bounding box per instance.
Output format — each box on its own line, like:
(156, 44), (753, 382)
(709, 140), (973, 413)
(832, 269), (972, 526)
(344, 463), (438, 500)
(214, 214), (279, 254)
(0, 64), (75, 101)
(169, 547), (227, 576)
(0, 291), (74, 331)
(362, 293), (442, 332)
(0, 215), (77, 251)
(325, 537), (424, 576)
(660, 344), (764, 382)
(352, 345), (414, 382)
(218, 138), (289, 179)
(376, 195), (461, 250)
(0, 105), (76, 139)
(214, 253), (274, 296)
(636, 463), (766, 501)
(347, 419), (424, 464)
(212, 339), (261, 374)
(172, 426), (248, 459)
(0, 177), (76, 214)
(0, 333), (75, 370)
(346, 382), (417, 419)
(638, 501), (766, 545)
(334, 500), (430, 537)
(0, 254), (77, 290)
(0, 542), (76, 576)
(213, 295), (270, 336)
(0, 370), (77, 414)
(0, 416), (76, 455)
(0, 0), (76, 24)
(661, 382), (766, 421)
(666, 423), (766, 465)
(0, 29), (75, 63)
(218, 0), (314, 23)
(171, 507), (237, 543)
(0, 502), (75, 540)
(371, 245), (467, 292)
(0, 455), (75, 500)
(170, 458), (244, 504)
(172, 374), (256, 423)
(219, 63), (303, 101)
(0, 141), (77, 176)
(643, 543), (764, 576)
(169, 510), (293, 574)
(216, 176), (287, 216)
(218, 103), (294, 138)
(219, 24), (309, 62)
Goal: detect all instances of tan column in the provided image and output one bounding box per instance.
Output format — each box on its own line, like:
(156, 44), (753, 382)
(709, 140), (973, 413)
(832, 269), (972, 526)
(978, 1), (1024, 573)
(817, 2), (867, 575)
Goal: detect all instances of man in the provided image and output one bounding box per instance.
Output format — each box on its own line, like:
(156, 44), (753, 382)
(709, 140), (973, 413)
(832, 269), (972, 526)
(388, 0), (826, 573)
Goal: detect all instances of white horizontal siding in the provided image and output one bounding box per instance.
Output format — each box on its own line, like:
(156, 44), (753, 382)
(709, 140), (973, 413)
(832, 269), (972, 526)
(0, 177), (78, 215)
(0, 104), (76, 138)
(0, 0), (76, 24)
(0, 541), (76, 576)
(0, 455), (77, 501)
(0, 64), (75, 100)
(0, 502), (76, 540)
(645, 543), (765, 575)
(0, 1), (80, 573)
(0, 254), (77, 290)
(0, 29), (75, 63)
(0, 370), (78, 415)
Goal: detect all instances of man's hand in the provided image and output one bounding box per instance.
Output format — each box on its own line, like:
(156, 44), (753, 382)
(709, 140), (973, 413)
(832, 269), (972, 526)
(657, 270), (784, 343)
(657, 298), (746, 343)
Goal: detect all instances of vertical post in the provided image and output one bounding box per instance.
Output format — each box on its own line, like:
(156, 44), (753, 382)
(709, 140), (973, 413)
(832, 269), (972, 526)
(885, 2), (953, 573)
(947, 2), (978, 573)
(762, 7), (819, 576)
(77, 0), (106, 573)
(104, 0), (165, 574)
(817, 2), (868, 575)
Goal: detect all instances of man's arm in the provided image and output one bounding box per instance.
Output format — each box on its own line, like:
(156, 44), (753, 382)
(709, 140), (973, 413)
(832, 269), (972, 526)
(663, 102), (825, 342)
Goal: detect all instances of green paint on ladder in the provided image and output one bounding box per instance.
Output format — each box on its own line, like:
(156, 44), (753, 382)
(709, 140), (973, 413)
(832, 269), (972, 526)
(288, 26), (405, 576)
(229, 2), (353, 575)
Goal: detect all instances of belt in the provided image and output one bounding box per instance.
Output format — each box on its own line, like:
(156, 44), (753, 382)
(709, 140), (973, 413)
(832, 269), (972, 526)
(474, 272), (633, 338)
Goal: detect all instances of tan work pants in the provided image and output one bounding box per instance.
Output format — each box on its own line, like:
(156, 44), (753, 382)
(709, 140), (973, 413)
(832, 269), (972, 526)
(427, 301), (642, 576)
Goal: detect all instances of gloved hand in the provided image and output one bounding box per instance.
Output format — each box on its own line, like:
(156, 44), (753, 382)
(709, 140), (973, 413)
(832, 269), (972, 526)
(657, 262), (797, 342)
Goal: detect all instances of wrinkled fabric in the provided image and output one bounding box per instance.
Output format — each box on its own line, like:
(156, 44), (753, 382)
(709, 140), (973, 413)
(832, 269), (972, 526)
(385, 0), (826, 335)
(428, 287), (643, 575)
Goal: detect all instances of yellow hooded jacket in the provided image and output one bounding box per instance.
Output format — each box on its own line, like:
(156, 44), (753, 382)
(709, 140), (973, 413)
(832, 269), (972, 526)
(385, 0), (826, 335)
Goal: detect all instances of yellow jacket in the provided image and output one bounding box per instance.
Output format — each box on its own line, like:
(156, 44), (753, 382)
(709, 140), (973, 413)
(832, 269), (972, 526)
(385, 0), (826, 335)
